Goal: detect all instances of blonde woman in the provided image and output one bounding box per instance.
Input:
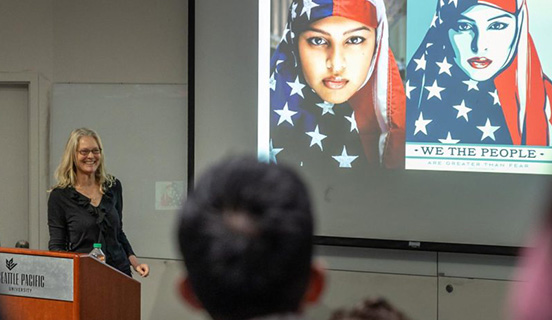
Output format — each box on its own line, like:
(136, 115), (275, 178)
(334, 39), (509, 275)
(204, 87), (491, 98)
(48, 128), (149, 277)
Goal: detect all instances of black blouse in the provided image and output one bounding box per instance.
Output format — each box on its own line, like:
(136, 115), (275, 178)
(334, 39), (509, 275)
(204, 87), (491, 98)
(48, 179), (135, 276)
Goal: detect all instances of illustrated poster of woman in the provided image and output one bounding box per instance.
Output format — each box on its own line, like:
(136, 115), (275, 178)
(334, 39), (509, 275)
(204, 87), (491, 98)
(269, 0), (406, 170)
(405, 0), (552, 174)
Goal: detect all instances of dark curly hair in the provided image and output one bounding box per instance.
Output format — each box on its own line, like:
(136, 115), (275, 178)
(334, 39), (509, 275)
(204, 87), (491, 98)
(329, 298), (410, 320)
(177, 156), (314, 320)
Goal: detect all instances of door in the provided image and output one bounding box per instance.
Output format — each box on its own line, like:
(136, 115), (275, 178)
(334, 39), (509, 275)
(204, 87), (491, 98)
(0, 84), (29, 248)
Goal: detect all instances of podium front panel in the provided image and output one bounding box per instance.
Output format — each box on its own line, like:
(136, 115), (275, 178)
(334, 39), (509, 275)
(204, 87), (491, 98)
(0, 252), (74, 301)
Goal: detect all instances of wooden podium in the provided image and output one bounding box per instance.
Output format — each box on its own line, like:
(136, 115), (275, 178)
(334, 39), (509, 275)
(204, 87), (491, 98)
(0, 247), (140, 320)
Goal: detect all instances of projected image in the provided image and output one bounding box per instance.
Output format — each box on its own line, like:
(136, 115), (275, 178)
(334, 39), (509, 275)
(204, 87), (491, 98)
(405, 0), (552, 174)
(267, 0), (407, 170)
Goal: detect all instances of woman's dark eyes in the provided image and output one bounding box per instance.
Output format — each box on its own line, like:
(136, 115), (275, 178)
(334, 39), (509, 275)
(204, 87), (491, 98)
(457, 22), (473, 31)
(455, 21), (508, 32)
(307, 37), (327, 46)
(346, 36), (365, 44)
(306, 36), (366, 46)
(489, 22), (508, 30)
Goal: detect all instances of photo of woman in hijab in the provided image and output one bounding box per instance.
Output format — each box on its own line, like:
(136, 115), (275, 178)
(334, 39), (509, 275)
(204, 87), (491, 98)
(406, 0), (552, 147)
(269, 0), (406, 170)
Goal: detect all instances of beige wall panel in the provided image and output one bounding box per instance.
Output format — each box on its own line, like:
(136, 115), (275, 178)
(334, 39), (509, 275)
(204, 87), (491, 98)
(53, 0), (188, 84)
(0, 0), (54, 78)
(136, 258), (210, 320)
(438, 252), (518, 281)
(439, 277), (511, 320)
(138, 261), (437, 320)
(308, 270), (437, 320)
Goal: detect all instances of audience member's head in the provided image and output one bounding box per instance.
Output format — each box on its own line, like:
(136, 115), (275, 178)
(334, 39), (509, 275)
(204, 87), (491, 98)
(329, 298), (410, 320)
(177, 156), (324, 320)
(510, 202), (552, 320)
(15, 240), (29, 249)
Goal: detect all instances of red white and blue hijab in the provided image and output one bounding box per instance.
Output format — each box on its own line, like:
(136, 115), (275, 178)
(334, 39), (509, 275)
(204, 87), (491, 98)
(269, 0), (406, 169)
(406, 0), (552, 146)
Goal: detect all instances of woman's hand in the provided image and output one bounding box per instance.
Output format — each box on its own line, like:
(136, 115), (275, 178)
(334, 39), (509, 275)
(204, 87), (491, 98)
(129, 255), (150, 277)
(134, 263), (150, 277)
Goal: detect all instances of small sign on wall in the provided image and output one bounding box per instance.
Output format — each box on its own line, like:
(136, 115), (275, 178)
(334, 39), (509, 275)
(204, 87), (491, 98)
(155, 181), (185, 211)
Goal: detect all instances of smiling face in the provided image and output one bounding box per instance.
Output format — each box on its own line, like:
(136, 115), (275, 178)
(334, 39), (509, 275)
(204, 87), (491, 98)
(298, 16), (376, 104)
(448, 4), (517, 81)
(75, 136), (101, 176)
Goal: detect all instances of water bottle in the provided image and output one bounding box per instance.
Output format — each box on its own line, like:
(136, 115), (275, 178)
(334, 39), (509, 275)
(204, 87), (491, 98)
(89, 243), (106, 263)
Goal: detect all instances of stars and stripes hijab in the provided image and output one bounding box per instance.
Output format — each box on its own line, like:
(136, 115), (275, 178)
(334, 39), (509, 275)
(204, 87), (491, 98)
(269, 0), (406, 169)
(406, 0), (551, 146)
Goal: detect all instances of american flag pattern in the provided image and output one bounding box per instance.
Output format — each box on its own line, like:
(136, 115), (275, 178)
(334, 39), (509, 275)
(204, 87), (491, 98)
(269, 0), (406, 170)
(406, 0), (552, 147)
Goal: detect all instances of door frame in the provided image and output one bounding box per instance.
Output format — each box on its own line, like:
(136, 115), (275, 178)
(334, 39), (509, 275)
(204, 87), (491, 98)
(0, 72), (50, 249)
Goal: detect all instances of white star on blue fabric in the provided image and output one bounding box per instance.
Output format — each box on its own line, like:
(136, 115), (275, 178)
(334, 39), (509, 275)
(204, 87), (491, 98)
(274, 60), (284, 74)
(425, 80), (445, 100)
(430, 14), (438, 28)
(345, 112), (358, 133)
(274, 103), (298, 126)
(414, 112), (432, 135)
(269, 73), (276, 91)
(316, 101), (335, 115)
(453, 100), (472, 121)
(281, 25), (291, 43)
(405, 80), (416, 99)
(439, 132), (460, 144)
(448, 0), (458, 7)
(463, 79), (479, 91)
(477, 119), (500, 141)
(332, 146), (358, 168)
(414, 54), (427, 71)
(489, 89), (500, 106)
(291, 2), (298, 20)
(306, 125), (327, 151)
(269, 139), (283, 163)
(436, 57), (453, 76)
(300, 0), (319, 20)
(287, 76), (306, 98)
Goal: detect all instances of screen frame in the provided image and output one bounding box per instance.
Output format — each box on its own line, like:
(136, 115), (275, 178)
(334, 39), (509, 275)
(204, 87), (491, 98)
(256, 0), (523, 256)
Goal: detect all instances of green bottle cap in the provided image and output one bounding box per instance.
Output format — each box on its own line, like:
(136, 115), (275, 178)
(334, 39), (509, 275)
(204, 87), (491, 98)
(93, 243), (102, 249)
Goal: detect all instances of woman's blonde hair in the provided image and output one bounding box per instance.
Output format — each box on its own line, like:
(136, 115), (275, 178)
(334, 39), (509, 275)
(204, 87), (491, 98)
(52, 128), (114, 192)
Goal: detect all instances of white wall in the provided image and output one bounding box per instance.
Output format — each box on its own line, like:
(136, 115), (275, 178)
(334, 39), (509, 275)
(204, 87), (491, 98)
(0, 0), (524, 319)
(52, 0), (188, 83)
(0, 0), (54, 78)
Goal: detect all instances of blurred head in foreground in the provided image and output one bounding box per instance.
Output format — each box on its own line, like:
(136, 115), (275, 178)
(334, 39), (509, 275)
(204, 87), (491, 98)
(510, 201), (552, 320)
(15, 240), (29, 249)
(177, 156), (324, 320)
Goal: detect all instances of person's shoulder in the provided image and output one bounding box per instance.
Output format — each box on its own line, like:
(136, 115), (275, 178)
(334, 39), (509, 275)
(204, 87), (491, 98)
(106, 176), (122, 192)
(49, 186), (72, 200)
(50, 186), (71, 194)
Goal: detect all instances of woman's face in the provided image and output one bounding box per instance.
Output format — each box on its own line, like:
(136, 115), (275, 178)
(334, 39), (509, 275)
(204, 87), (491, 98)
(298, 16), (376, 104)
(448, 4), (517, 81)
(75, 136), (101, 176)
